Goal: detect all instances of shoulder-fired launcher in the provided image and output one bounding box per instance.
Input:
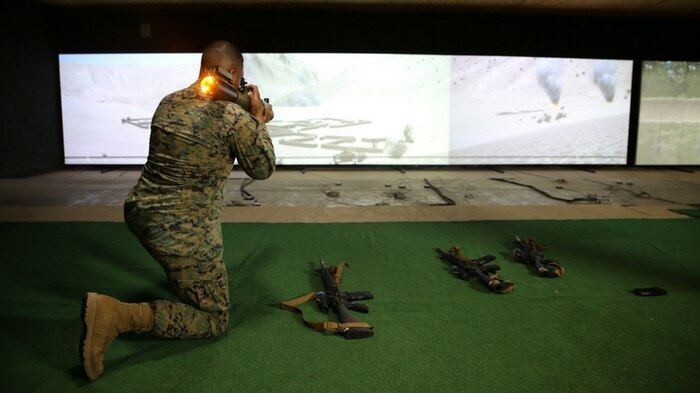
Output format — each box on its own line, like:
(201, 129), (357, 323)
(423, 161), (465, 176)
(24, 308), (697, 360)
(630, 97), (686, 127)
(199, 67), (273, 120)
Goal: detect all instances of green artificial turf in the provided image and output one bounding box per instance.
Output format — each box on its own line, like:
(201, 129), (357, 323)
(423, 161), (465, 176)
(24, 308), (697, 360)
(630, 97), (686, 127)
(670, 208), (700, 219)
(0, 219), (698, 392)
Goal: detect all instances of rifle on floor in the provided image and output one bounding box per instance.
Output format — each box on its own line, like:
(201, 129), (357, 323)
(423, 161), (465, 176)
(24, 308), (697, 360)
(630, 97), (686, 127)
(511, 236), (565, 277)
(280, 259), (374, 339)
(435, 246), (515, 294)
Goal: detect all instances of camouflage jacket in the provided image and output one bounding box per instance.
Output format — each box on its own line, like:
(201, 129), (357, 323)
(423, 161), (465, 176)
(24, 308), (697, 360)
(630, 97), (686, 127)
(124, 83), (275, 260)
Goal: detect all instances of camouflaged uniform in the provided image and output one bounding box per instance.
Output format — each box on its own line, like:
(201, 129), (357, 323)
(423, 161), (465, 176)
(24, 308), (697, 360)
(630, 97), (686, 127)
(124, 82), (275, 338)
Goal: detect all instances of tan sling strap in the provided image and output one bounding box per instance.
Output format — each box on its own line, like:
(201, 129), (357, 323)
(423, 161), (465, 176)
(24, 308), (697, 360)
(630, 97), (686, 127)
(279, 262), (372, 333)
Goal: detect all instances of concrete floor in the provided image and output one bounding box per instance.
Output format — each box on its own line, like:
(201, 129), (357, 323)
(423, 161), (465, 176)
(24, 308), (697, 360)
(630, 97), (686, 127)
(0, 166), (698, 209)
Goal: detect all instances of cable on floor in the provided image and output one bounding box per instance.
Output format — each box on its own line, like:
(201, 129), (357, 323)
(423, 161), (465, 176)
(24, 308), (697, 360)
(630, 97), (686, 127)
(423, 178), (456, 206)
(490, 177), (604, 204)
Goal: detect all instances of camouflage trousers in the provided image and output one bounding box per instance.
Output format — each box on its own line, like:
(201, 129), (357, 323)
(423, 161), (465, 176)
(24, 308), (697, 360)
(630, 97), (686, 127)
(149, 253), (230, 339)
(123, 201), (230, 338)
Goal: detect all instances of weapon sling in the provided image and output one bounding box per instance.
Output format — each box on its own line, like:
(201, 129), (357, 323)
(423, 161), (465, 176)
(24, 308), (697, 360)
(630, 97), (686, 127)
(280, 263), (372, 334)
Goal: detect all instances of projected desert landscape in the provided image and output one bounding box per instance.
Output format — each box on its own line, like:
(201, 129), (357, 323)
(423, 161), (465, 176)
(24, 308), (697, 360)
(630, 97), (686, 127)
(449, 57), (633, 164)
(60, 55), (199, 164)
(247, 53), (451, 165)
(60, 53), (451, 165)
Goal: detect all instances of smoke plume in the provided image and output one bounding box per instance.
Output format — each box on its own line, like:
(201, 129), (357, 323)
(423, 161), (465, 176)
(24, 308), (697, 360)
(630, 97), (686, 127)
(593, 60), (617, 102)
(536, 58), (563, 106)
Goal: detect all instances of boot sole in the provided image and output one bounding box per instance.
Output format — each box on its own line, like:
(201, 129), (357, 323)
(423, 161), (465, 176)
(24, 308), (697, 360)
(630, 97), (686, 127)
(81, 292), (99, 381)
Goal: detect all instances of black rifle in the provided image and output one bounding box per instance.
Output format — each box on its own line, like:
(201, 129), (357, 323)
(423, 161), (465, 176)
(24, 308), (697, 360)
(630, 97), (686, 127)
(435, 246), (515, 294)
(511, 236), (565, 277)
(199, 66), (273, 120)
(315, 259), (374, 339)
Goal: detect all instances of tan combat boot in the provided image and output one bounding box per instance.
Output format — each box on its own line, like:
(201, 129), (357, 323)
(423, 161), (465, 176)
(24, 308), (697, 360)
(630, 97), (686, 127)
(80, 292), (155, 381)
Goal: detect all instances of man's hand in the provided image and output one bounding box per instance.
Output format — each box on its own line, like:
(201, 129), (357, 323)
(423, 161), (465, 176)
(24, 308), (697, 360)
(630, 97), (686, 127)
(245, 84), (274, 123)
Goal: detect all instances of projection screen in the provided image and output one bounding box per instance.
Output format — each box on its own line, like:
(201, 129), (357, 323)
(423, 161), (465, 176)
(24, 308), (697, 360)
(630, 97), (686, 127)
(59, 53), (633, 166)
(636, 61), (700, 165)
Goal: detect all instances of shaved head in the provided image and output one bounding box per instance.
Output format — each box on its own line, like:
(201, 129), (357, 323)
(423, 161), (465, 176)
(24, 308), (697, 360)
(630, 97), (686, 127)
(199, 40), (244, 78)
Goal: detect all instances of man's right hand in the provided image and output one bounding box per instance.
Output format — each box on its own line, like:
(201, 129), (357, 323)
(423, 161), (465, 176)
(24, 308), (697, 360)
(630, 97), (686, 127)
(245, 84), (273, 124)
(262, 100), (274, 123)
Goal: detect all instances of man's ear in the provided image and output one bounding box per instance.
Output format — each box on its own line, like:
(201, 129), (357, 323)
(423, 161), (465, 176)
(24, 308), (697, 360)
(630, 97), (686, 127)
(229, 69), (240, 84)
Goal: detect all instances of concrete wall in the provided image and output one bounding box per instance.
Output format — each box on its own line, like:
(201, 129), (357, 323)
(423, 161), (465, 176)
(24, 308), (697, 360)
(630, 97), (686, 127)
(0, 2), (62, 177)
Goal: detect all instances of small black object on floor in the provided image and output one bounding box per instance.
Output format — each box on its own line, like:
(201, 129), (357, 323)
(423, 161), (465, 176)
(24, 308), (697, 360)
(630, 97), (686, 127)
(632, 287), (668, 296)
